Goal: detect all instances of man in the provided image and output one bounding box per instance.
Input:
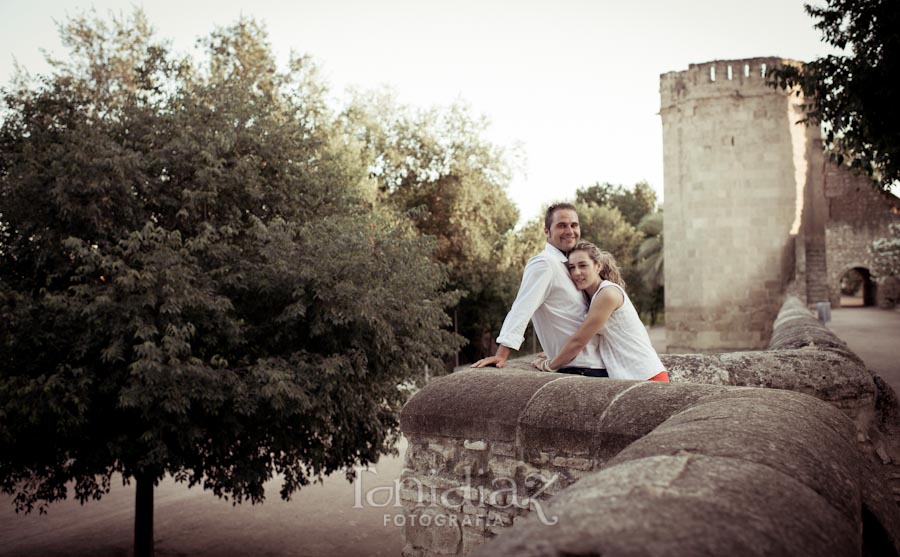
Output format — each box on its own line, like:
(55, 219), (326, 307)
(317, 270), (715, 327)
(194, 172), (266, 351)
(471, 203), (607, 376)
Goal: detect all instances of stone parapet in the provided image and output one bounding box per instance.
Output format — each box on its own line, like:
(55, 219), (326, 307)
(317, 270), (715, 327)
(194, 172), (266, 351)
(398, 297), (900, 556)
(399, 375), (736, 556)
(661, 297), (900, 483)
(475, 386), (898, 557)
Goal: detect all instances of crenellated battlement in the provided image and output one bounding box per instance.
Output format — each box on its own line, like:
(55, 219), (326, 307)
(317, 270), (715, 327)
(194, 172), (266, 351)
(660, 56), (804, 110)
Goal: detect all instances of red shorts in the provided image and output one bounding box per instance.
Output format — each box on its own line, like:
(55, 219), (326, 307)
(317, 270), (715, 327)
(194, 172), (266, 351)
(648, 371), (669, 382)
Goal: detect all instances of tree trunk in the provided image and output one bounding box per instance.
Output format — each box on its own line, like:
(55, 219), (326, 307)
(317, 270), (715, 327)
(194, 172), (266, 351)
(454, 307), (460, 368)
(134, 473), (154, 557)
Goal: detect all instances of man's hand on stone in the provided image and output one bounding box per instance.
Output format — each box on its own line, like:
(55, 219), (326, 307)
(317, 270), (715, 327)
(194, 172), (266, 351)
(471, 344), (511, 369)
(470, 356), (506, 368)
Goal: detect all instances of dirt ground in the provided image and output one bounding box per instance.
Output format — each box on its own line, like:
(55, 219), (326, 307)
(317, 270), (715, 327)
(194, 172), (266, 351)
(0, 442), (408, 557)
(826, 305), (900, 395)
(2, 306), (897, 557)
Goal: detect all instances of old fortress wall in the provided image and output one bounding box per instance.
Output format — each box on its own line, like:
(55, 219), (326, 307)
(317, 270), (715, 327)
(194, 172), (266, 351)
(823, 159), (900, 306)
(660, 57), (900, 353)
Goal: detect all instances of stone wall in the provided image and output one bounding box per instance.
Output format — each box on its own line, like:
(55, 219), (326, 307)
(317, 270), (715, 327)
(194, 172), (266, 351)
(795, 138), (830, 305)
(823, 162), (900, 307)
(475, 385), (899, 557)
(399, 374), (735, 556)
(398, 297), (900, 556)
(398, 373), (605, 556)
(662, 297), (900, 502)
(660, 57), (808, 352)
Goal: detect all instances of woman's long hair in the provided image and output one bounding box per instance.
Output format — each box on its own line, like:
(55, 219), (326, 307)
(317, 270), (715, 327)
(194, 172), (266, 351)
(572, 241), (626, 288)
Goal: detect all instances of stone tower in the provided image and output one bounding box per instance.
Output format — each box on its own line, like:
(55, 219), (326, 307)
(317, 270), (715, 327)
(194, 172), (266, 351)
(659, 57), (821, 352)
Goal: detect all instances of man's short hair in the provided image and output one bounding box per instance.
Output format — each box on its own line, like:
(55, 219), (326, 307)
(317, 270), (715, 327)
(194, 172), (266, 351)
(544, 202), (578, 230)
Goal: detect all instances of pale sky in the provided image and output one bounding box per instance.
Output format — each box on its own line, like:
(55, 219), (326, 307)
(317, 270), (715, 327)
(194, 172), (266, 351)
(0, 0), (838, 224)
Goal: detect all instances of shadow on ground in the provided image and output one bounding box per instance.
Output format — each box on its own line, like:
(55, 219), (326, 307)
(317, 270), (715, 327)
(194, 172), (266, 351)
(0, 441), (407, 557)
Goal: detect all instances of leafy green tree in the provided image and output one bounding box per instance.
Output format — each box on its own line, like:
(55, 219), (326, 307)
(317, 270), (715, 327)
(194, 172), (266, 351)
(871, 223), (900, 278)
(577, 200), (663, 322)
(507, 201), (638, 272)
(575, 181), (657, 228)
(871, 223), (900, 307)
(502, 217), (547, 272)
(636, 212), (664, 289)
(506, 202), (641, 284)
(0, 11), (460, 557)
(768, 0), (900, 191)
(575, 201), (643, 263)
(635, 211), (665, 324)
(575, 182), (615, 207)
(342, 91), (520, 363)
(574, 182), (663, 322)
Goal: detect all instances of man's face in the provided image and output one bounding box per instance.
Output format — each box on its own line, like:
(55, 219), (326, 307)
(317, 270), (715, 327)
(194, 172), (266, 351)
(545, 209), (580, 253)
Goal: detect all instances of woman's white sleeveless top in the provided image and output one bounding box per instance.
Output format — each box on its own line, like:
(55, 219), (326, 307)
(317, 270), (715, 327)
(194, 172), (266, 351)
(591, 280), (664, 380)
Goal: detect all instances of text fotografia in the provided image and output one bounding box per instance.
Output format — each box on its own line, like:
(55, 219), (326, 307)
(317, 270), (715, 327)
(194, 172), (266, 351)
(384, 511), (499, 529)
(353, 467), (560, 526)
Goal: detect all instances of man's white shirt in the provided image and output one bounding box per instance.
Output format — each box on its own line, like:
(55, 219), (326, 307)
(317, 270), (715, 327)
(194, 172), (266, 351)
(496, 243), (605, 369)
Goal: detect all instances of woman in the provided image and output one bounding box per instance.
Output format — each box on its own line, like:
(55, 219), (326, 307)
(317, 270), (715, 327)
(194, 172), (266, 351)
(530, 241), (669, 382)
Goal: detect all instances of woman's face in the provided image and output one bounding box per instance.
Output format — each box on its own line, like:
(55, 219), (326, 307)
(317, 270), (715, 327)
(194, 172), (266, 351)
(567, 250), (601, 291)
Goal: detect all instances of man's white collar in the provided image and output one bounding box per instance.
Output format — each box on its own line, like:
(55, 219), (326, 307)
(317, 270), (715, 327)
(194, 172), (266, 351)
(544, 242), (568, 262)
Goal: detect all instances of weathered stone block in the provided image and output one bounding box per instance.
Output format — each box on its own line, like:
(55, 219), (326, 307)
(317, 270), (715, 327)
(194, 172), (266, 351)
(417, 449), (449, 472)
(401, 542), (425, 557)
(435, 489), (464, 512)
(428, 442), (453, 457)
(551, 456), (593, 471)
(401, 370), (559, 441)
(483, 488), (510, 507)
(461, 525), (489, 555)
(452, 460), (488, 478)
(403, 508), (462, 556)
(420, 475), (460, 491)
(401, 486), (432, 505)
(608, 391), (863, 526)
(487, 523), (508, 536)
(518, 377), (635, 458)
(475, 453), (860, 557)
(462, 502), (487, 517)
(456, 485), (480, 501)
(487, 506), (512, 521)
(487, 458), (520, 479)
(490, 442), (516, 457)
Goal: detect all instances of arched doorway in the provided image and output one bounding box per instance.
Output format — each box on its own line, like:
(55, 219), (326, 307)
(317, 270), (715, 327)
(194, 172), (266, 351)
(840, 267), (877, 307)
